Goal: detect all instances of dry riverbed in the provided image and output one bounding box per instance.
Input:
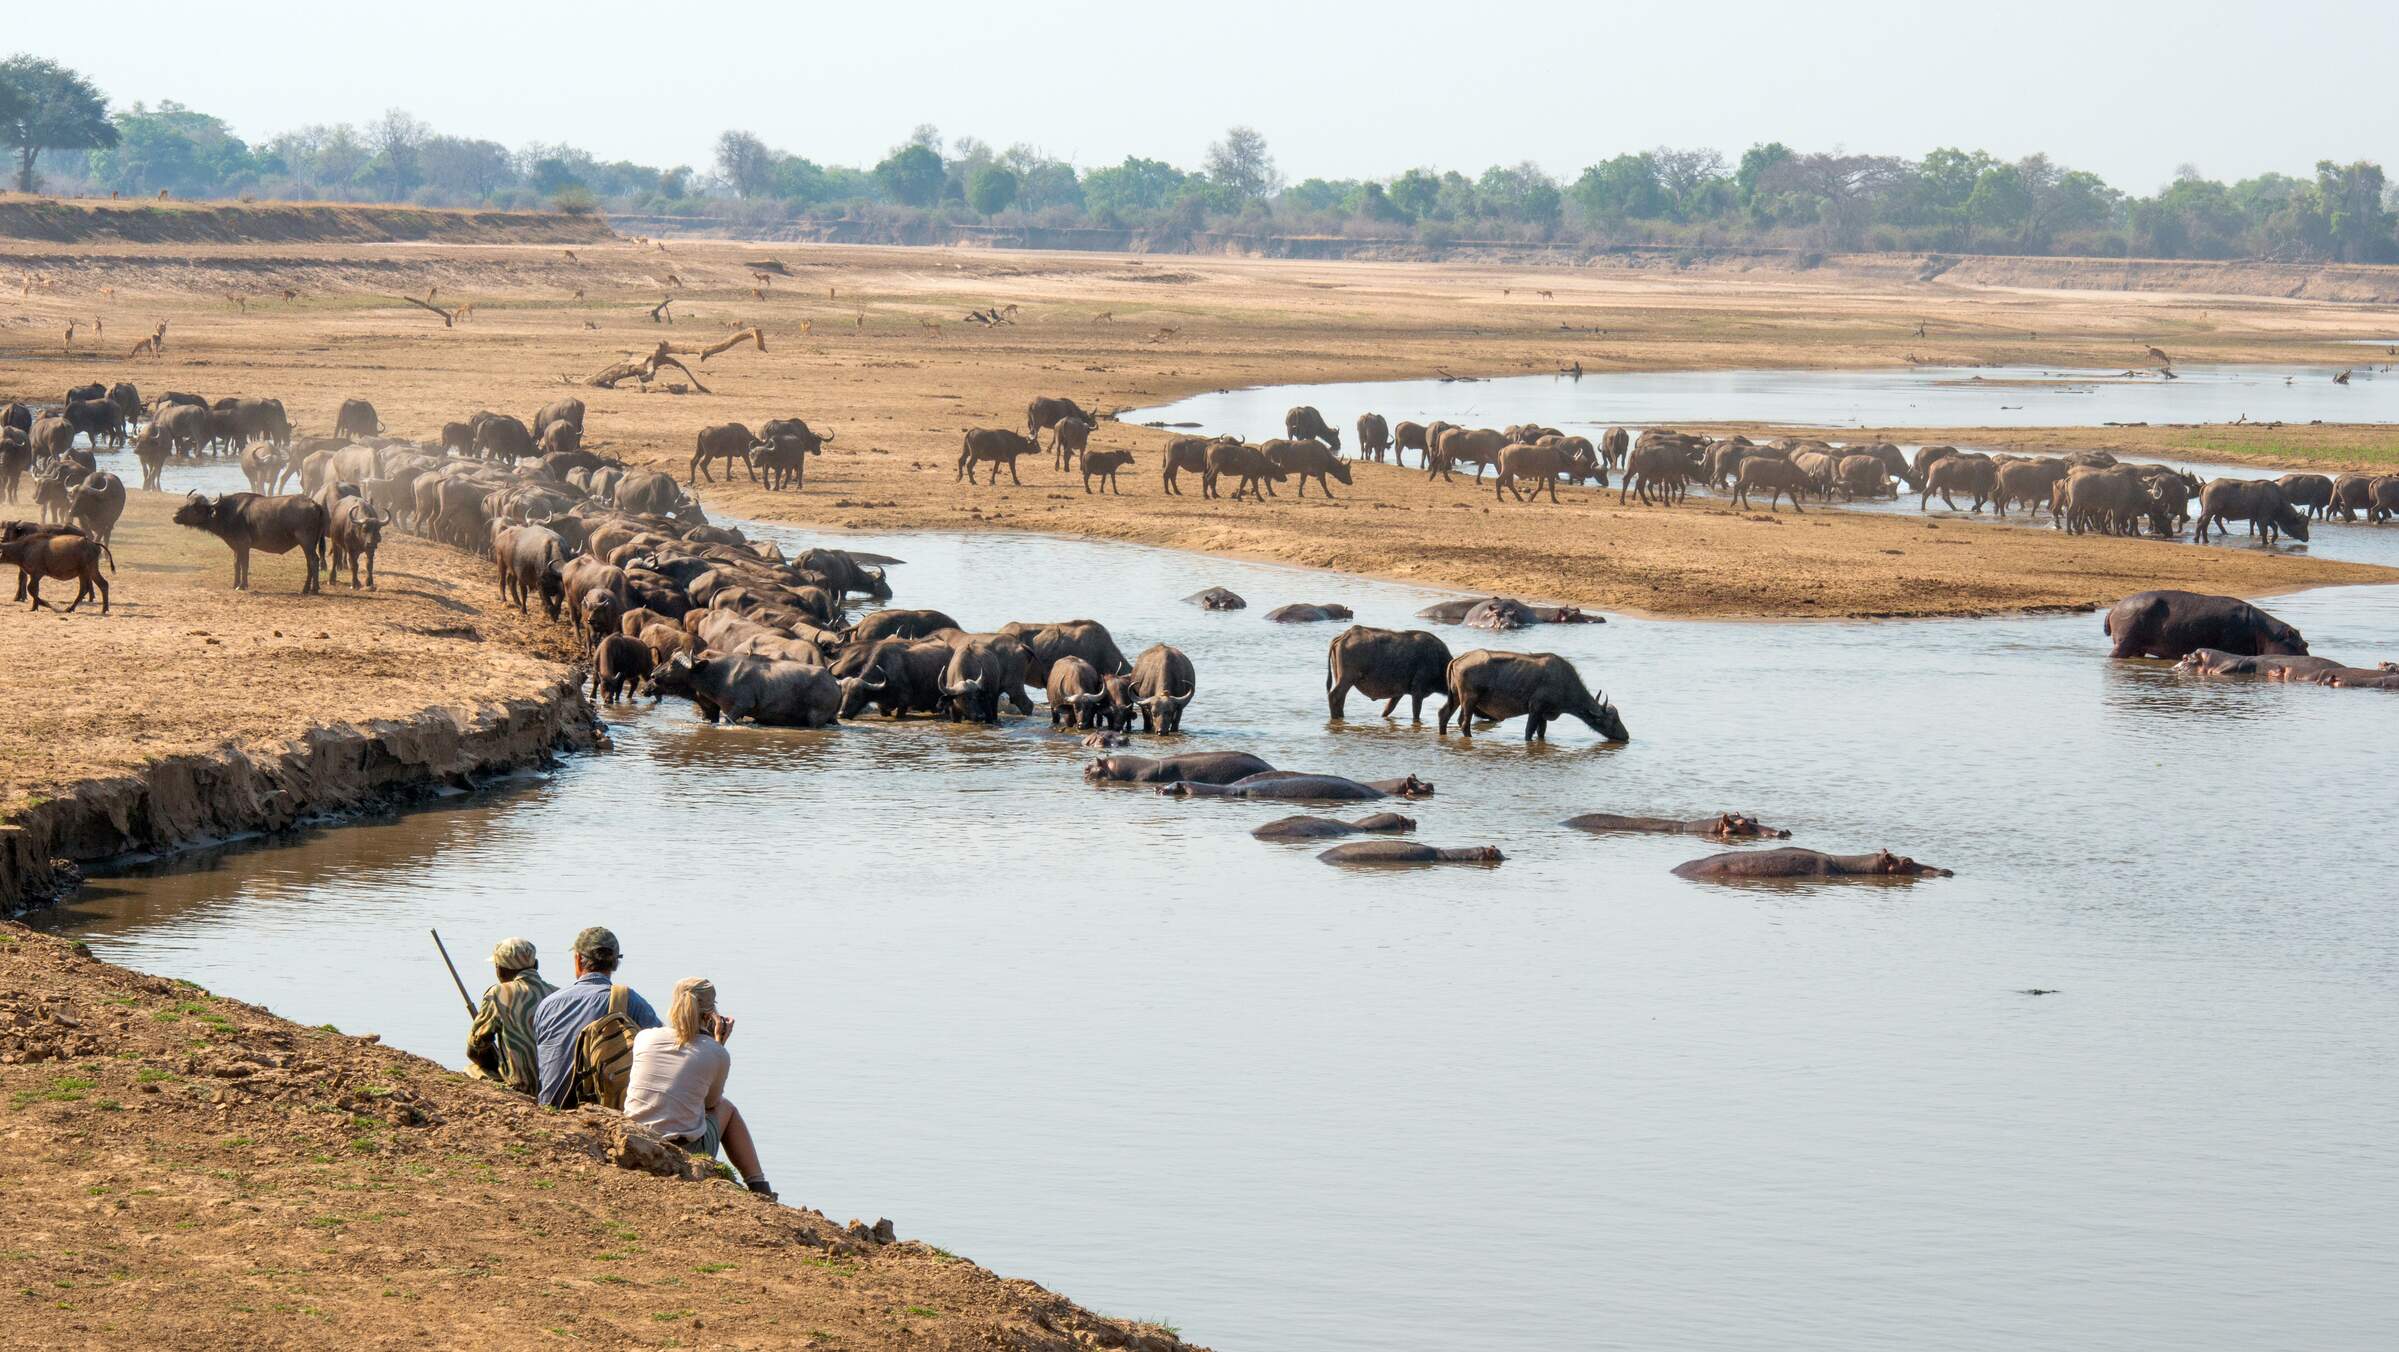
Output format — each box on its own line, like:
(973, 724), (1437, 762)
(7, 234), (2393, 623)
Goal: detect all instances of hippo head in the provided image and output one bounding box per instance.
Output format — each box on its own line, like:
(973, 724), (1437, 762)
(1157, 782), (1195, 797)
(1874, 850), (1953, 878)
(1393, 775), (1436, 799)
(1081, 730), (1129, 749)
(1083, 755), (1141, 782)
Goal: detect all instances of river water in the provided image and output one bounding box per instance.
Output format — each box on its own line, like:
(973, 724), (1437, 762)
(35, 377), (2399, 1350)
(1133, 362), (2399, 435)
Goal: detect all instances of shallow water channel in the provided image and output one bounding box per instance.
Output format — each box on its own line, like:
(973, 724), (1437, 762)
(1132, 361), (2399, 433)
(36, 374), (2399, 1349)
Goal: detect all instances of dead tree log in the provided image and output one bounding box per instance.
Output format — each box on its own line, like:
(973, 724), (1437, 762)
(698, 328), (765, 362)
(398, 294), (456, 327)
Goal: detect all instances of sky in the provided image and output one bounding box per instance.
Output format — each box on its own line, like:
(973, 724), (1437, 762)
(12, 0), (2396, 193)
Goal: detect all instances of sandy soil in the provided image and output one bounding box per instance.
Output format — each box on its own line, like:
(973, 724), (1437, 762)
(5, 236), (2389, 624)
(0, 492), (577, 816)
(0, 921), (1194, 1351)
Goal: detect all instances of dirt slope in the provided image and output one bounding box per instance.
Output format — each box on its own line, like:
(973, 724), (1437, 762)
(0, 921), (1195, 1350)
(0, 197), (614, 246)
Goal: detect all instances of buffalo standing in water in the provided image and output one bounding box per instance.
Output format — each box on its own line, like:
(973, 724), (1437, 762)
(2103, 590), (2306, 661)
(1283, 405), (1341, 452)
(1564, 812), (1789, 840)
(1439, 650), (1627, 742)
(1121, 643), (1195, 733)
(2193, 478), (2310, 545)
(1326, 625), (1453, 721)
(1318, 841), (1503, 866)
(1672, 848), (1951, 881)
(1252, 812), (1417, 841)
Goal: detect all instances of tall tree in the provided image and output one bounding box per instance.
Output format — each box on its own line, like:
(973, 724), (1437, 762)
(1204, 126), (1279, 204)
(874, 142), (944, 207)
(714, 130), (774, 198)
(966, 164), (1019, 216)
(0, 56), (117, 192)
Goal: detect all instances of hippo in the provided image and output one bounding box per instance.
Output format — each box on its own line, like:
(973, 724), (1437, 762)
(1418, 596), (1604, 626)
(1186, 587), (1247, 611)
(1250, 812), (1419, 841)
(1318, 841), (1504, 866)
(2319, 665), (2399, 689)
(1671, 848), (1952, 880)
(1265, 603), (1355, 623)
(1463, 597), (1539, 630)
(1084, 751), (1273, 785)
(2174, 648), (2343, 680)
(2104, 590), (2306, 661)
(1159, 771), (1435, 801)
(1564, 812), (1790, 840)
(1081, 730), (1132, 748)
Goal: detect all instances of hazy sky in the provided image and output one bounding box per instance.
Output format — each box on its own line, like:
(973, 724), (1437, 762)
(13, 1), (2395, 192)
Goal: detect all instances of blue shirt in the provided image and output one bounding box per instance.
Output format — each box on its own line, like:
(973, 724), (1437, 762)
(532, 972), (661, 1107)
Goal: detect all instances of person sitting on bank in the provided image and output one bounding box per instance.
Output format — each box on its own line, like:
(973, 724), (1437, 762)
(625, 977), (774, 1200)
(465, 936), (555, 1096)
(532, 926), (660, 1109)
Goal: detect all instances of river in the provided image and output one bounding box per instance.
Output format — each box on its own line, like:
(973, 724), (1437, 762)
(1131, 361), (2398, 434)
(33, 376), (2399, 1350)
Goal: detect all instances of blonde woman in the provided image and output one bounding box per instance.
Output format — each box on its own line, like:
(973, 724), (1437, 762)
(624, 977), (773, 1199)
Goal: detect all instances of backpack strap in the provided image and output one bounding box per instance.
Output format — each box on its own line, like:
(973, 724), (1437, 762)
(607, 984), (628, 1019)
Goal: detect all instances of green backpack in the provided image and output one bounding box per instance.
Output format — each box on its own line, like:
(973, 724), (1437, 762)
(570, 985), (639, 1110)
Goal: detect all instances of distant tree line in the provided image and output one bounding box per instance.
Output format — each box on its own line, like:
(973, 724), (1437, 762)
(4, 54), (2396, 265)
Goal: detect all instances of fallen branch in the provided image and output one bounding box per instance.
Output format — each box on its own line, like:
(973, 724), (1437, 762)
(581, 341), (712, 394)
(698, 327), (765, 362)
(398, 294), (456, 327)
(647, 296), (674, 324)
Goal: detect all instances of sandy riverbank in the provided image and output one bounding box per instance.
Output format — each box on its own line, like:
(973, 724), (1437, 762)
(0, 492), (593, 904)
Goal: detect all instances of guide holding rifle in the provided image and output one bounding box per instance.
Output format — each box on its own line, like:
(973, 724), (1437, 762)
(462, 936), (557, 1096)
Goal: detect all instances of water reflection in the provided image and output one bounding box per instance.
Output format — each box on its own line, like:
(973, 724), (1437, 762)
(36, 527), (2399, 1350)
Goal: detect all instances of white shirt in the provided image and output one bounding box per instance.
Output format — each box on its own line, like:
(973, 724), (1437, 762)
(623, 1027), (730, 1143)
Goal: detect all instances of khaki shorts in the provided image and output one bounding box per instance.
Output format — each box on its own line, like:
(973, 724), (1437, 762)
(673, 1112), (722, 1162)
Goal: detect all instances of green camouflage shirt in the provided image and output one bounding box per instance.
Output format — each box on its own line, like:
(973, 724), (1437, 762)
(467, 972), (557, 1095)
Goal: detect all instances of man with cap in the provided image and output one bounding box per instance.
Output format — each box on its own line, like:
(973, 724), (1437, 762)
(532, 926), (662, 1109)
(466, 936), (557, 1096)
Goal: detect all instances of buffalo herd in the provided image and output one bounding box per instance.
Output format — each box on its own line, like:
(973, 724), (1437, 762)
(9, 375), (2388, 884)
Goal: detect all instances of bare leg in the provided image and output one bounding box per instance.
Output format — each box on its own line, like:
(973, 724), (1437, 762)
(711, 1098), (768, 1191)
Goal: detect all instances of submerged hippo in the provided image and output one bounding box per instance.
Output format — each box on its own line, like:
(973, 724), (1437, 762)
(1417, 596), (1603, 627)
(2174, 648), (2342, 680)
(1251, 812), (1418, 841)
(1671, 848), (1952, 880)
(1564, 812), (1790, 840)
(1265, 602), (1355, 623)
(1081, 730), (1132, 748)
(2321, 666), (2399, 689)
(1161, 771), (1435, 801)
(1318, 841), (1503, 866)
(1186, 587), (1247, 611)
(1084, 751), (1273, 785)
